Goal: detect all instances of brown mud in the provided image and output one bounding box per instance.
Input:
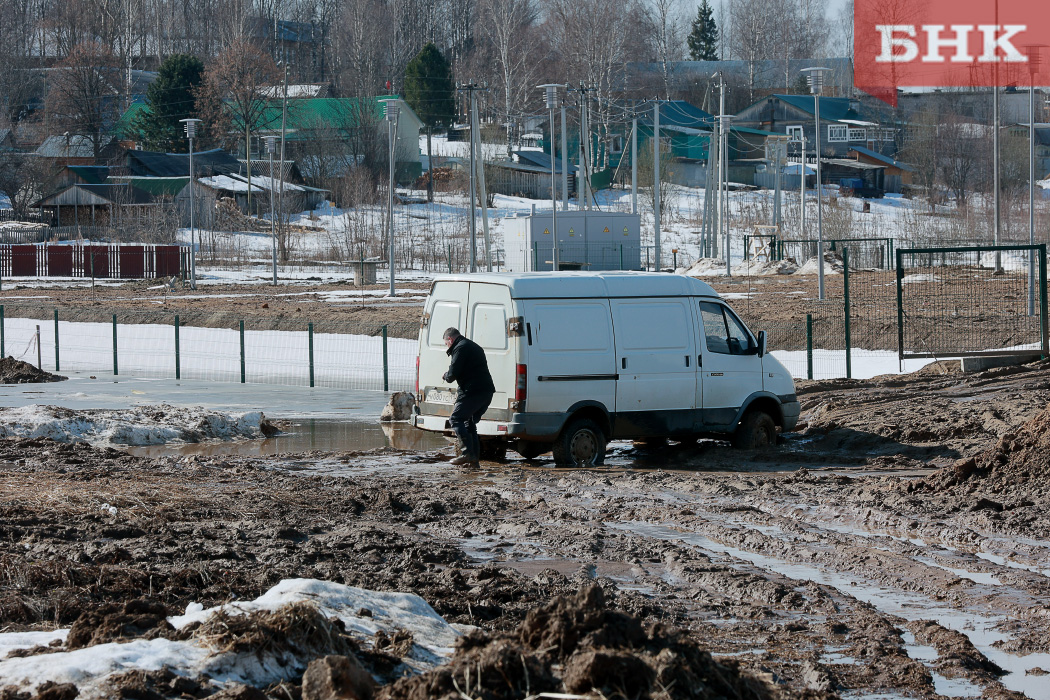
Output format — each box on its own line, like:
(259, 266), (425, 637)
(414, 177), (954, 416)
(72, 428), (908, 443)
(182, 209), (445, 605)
(0, 357), (66, 384)
(2, 362), (1049, 699)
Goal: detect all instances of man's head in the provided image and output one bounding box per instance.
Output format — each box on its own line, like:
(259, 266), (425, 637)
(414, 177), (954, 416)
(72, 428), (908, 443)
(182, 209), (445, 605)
(443, 327), (461, 349)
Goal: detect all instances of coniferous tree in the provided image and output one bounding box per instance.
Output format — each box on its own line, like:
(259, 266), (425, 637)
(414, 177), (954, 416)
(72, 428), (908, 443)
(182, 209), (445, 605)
(687, 0), (719, 61)
(404, 43), (455, 202)
(133, 54), (205, 153)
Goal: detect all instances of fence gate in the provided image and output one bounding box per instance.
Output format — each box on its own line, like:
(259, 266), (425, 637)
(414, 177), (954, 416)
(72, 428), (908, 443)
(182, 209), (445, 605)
(896, 245), (1049, 359)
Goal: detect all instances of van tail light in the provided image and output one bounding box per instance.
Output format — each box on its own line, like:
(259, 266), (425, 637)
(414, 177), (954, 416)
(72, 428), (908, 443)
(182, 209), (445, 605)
(415, 356), (420, 395)
(515, 364), (527, 402)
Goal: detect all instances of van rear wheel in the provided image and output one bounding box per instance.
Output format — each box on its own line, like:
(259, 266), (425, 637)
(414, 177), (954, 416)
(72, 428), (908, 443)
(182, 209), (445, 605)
(553, 418), (606, 467)
(732, 410), (777, 450)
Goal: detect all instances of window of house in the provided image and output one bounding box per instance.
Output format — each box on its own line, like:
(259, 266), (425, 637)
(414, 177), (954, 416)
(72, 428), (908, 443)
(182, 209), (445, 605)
(848, 128), (867, 141)
(828, 125), (847, 142)
(880, 129), (896, 142)
(786, 126), (804, 142)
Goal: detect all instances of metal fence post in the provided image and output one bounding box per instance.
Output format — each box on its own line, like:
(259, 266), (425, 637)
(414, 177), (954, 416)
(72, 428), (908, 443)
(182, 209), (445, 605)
(619, 244), (624, 270)
(239, 320), (245, 383)
(806, 313), (813, 380)
(1039, 245), (1049, 359)
(843, 248), (851, 380)
(112, 314), (118, 376)
(0, 304), (4, 357)
(53, 309), (59, 372)
(382, 325), (389, 392)
(174, 315), (180, 380)
(896, 249), (905, 363)
(308, 322), (315, 388)
(448, 243), (453, 273)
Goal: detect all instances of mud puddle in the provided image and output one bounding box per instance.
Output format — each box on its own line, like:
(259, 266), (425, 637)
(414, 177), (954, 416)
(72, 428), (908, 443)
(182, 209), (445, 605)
(611, 521), (1050, 698)
(125, 419), (447, 457)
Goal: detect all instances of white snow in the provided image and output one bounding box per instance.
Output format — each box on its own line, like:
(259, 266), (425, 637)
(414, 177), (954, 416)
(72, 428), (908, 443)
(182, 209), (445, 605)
(0, 579), (461, 698)
(979, 251), (1032, 271)
(0, 404), (272, 446)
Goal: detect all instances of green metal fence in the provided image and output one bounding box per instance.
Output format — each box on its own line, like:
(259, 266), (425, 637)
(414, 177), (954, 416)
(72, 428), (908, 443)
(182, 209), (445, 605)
(0, 304), (420, 392)
(895, 245), (1049, 359)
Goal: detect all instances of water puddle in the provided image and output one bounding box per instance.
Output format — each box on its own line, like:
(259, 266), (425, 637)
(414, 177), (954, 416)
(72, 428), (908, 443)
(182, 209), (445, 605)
(126, 420), (448, 458)
(609, 521), (1050, 699)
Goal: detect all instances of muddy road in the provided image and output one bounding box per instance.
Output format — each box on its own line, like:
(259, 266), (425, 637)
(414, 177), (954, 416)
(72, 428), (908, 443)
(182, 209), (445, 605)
(1, 361), (1049, 699)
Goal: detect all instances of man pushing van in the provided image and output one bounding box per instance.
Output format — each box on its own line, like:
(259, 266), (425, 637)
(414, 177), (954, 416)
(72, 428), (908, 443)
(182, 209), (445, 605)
(442, 327), (495, 466)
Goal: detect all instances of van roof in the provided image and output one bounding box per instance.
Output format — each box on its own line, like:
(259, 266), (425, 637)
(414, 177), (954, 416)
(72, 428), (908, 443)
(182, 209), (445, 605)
(431, 271), (720, 299)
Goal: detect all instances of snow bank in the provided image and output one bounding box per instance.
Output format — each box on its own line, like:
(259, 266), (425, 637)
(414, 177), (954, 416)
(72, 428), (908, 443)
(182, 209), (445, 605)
(732, 258), (800, 276)
(979, 251), (1031, 271)
(0, 579), (460, 697)
(680, 257), (731, 277)
(0, 404), (273, 446)
(795, 252), (845, 275)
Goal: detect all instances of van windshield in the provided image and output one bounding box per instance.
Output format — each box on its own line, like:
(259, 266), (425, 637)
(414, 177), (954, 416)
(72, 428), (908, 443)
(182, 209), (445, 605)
(699, 302), (754, 355)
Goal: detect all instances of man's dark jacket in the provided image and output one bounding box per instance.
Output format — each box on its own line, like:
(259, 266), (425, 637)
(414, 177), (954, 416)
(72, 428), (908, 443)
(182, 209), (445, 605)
(444, 336), (496, 398)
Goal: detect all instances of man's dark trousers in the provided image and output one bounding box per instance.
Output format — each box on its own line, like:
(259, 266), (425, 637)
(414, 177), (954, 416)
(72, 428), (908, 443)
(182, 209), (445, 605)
(450, 391), (492, 460)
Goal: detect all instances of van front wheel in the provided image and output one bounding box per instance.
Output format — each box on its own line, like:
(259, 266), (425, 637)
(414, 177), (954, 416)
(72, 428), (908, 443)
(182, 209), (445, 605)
(553, 418), (606, 467)
(732, 410), (777, 450)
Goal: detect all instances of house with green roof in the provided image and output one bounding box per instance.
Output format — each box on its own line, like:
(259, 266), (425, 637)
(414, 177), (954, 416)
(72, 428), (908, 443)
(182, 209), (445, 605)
(114, 96), (423, 184)
(732, 94), (901, 161)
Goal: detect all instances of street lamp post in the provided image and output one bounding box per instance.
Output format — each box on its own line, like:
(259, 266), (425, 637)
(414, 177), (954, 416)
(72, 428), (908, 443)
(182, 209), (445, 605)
(538, 84), (564, 271)
(386, 101), (400, 297)
(1024, 46), (1043, 316)
(180, 118), (201, 290)
(801, 67), (831, 300)
(264, 135), (278, 286)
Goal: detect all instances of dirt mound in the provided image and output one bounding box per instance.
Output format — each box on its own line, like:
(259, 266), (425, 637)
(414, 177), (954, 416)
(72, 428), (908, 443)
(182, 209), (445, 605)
(0, 357), (66, 384)
(928, 402), (1050, 488)
(192, 601), (358, 661)
(66, 598), (175, 649)
(378, 585), (794, 700)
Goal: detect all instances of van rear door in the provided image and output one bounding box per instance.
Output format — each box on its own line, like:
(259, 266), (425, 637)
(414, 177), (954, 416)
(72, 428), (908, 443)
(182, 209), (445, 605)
(611, 299), (696, 416)
(419, 281), (469, 403)
(466, 283), (515, 414)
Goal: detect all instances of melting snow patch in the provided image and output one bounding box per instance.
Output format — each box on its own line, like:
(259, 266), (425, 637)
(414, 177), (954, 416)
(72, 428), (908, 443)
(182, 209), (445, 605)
(0, 579), (459, 697)
(0, 404), (274, 446)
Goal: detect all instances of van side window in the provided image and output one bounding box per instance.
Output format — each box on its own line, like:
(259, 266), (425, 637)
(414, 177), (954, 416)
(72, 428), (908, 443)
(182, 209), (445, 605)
(699, 302), (753, 355)
(428, 301), (460, 348)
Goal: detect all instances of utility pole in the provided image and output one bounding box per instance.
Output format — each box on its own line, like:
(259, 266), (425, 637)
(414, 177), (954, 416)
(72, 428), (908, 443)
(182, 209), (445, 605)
(560, 105), (569, 210)
(714, 72), (728, 274)
(278, 64), (289, 262)
(265, 135), (278, 286)
(799, 132), (806, 243)
(577, 84), (593, 210)
(180, 119), (201, 290)
(386, 101), (400, 296)
(993, 0), (1002, 272)
(457, 81), (481, 272)
(539, 84), (565, 271)
(802, 66), (831, 300)
(470, 88), (492, 271)
(631, 115), (638, 214)
(654, 100), (661, 271)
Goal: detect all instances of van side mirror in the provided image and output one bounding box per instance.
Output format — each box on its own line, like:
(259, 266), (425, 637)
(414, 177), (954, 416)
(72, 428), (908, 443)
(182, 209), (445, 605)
(756, 330), (766, 357)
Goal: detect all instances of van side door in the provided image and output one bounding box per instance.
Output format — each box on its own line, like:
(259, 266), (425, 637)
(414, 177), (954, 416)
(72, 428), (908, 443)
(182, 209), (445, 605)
(696, 300), (763, 430)
(611, 298), (696, 418)
(525, 299), (616, 414)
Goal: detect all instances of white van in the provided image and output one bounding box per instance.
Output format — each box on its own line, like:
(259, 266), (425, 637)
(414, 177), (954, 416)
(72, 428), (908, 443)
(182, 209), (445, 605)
(412, 272), (799, 465)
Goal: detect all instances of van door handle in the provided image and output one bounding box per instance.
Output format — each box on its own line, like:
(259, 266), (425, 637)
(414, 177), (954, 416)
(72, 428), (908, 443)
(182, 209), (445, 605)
(685, 355), (690, 367)
(697, 355), (702, 367)
(621, 358), (627, 370)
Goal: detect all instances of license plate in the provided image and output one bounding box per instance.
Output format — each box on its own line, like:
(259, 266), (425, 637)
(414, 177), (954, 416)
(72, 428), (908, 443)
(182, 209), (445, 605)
(427, 389), (456, 404)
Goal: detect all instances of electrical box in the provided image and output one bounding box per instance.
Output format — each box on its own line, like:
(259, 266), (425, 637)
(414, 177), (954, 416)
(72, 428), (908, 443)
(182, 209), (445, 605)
(503, 211), (642, 272)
